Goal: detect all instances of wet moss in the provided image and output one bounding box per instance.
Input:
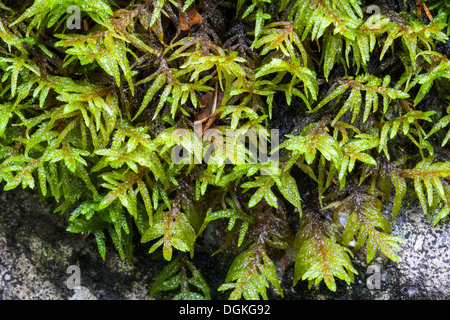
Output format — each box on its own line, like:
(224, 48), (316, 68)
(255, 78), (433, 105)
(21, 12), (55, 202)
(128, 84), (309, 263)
(1, 0), (450, 300)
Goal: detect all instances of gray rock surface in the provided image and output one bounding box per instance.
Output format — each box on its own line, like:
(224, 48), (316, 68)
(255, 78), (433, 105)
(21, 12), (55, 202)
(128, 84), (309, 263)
(387, 206), (450, 299)
(279, 205), (450, 300)
(0, 188), (163, 299)
(0, 187), (449, 300)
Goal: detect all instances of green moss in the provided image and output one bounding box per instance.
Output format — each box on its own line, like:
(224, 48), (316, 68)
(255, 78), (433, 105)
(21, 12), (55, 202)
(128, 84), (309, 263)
(1, 0), (450, 299)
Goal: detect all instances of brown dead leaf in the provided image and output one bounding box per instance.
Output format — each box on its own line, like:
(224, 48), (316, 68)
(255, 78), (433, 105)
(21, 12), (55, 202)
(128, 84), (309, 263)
(179, 8), (203, 31)
(194, 87), (223, 138)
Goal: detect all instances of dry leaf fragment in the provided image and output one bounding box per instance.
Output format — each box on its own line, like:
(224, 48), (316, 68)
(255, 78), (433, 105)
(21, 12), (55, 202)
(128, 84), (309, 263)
(179, 8), (203, 31)
(194, 85), (223, 138)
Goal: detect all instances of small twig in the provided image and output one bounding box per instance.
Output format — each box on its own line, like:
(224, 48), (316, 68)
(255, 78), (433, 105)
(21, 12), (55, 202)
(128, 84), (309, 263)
(423, 2), (433, 21)
(211, 82), (218, 114)
(416, 0), (433, 21)
(209, 69), (218, 78)
(325, 169), (338, 185)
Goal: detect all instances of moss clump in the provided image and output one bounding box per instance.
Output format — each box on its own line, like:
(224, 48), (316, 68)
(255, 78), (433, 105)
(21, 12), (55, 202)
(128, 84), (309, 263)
(1, 0), (450, 299)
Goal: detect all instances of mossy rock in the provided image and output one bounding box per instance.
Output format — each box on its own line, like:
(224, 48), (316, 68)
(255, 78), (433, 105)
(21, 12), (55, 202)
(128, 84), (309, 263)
(1, 0), (450, 300)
